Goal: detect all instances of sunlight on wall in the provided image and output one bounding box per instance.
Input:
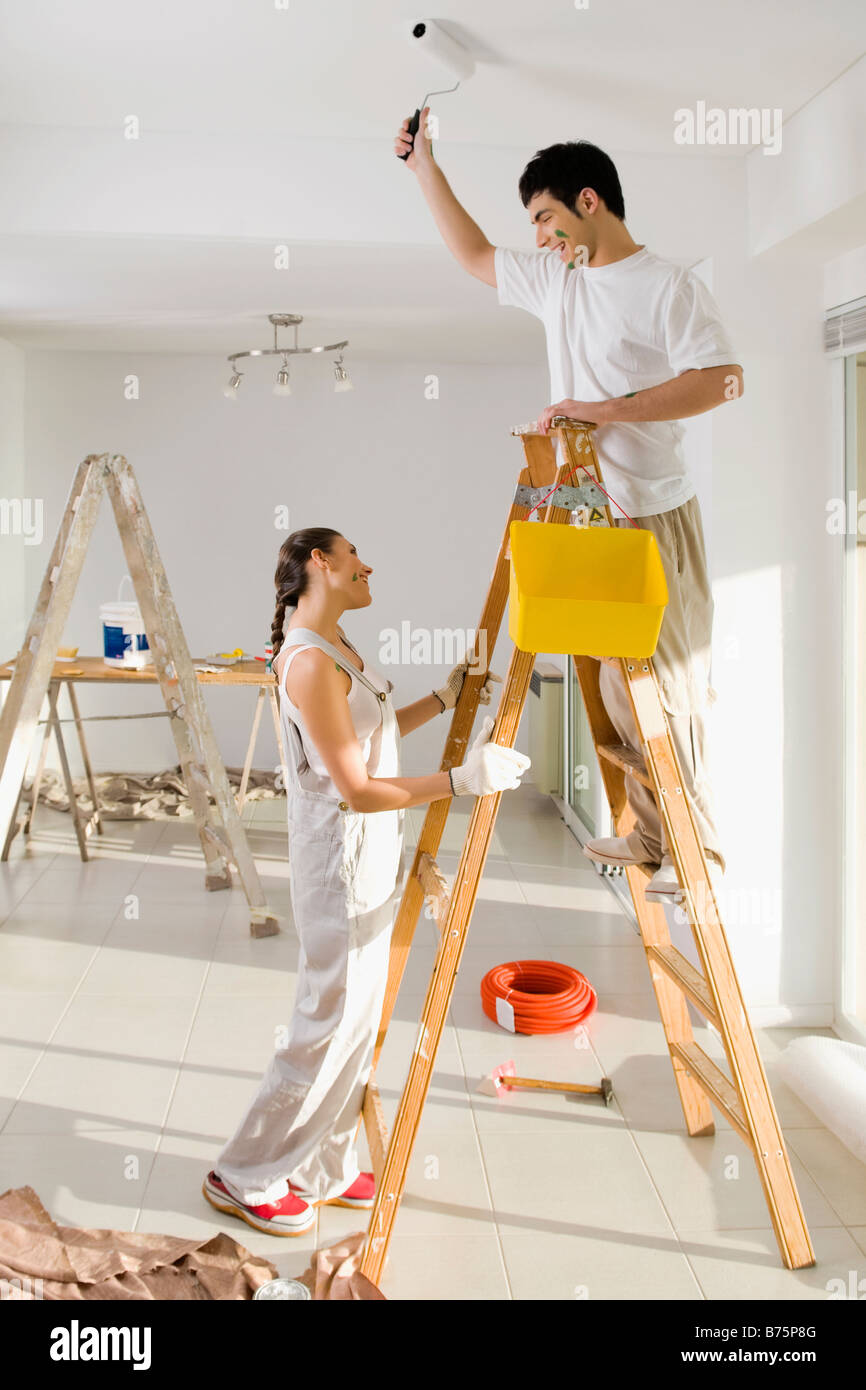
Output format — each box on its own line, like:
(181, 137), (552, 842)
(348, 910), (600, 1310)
(707, 564), (784, 1003)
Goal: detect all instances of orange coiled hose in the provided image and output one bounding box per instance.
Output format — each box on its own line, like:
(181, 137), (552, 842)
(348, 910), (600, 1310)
(480, 960), (598, 1035)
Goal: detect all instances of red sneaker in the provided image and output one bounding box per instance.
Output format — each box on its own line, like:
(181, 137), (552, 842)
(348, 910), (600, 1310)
(202, 1171), (315, 1236)
(291, 1171), (376, 1209)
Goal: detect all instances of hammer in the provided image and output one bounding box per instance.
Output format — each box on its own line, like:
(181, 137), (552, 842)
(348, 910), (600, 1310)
(478, 1060), (614, 1106)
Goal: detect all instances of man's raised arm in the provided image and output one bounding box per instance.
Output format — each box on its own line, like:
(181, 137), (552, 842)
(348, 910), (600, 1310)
(394, 105), (497, 287)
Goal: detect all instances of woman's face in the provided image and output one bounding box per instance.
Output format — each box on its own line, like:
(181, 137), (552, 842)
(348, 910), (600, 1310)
(317, 536), (373, 609)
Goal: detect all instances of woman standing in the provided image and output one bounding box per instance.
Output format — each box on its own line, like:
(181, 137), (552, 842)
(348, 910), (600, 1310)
(204, 528), (530, 1236)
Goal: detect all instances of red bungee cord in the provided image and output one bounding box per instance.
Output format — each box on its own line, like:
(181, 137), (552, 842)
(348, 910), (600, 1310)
(525, 426), (640, 528)
(480, 960), (598, 1035)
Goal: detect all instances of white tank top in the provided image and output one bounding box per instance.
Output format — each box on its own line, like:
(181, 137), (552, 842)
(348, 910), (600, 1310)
(278, 626), (401, 796)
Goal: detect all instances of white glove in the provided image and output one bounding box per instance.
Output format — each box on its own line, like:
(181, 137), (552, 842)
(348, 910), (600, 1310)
(433, 654), (502, 711)
(449, 716), (531, 797)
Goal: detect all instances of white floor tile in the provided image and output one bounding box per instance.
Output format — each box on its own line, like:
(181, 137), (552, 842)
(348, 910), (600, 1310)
(481, 1128), (677, 1235)
(4, 1044), (181, 1134)
(0, 1128), (160, 1228)
(77, 944), (210, 997)
(318, 1132), (494, 1238)
(0, 992), (71, 1130)
(786, 1128), (866, 1225)
(47, 993), (198, 1063)
(631, 1129), (843, 1232)
(849, 1226), (866, 1257)
(0, 900), (119, 945)
(376, 1232), (511, 1299)
(679, 1225), (865, 1299)
(16, 862), (147, 904)
(0, 935), (100, 993)
(0, 862), (57, 919)
(500, 1229), (702, 1300)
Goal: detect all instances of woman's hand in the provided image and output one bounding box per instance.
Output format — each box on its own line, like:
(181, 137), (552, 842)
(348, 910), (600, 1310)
(433, 653), (502, 711)
(450, 716), (531, 797)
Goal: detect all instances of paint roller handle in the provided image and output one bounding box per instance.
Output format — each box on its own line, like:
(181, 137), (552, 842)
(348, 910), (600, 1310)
(396, 107), (433, 169)
(397, 108), (422, 162)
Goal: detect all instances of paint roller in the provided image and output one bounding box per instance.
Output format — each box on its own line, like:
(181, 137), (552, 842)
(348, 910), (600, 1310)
(398, 19), (475, 160)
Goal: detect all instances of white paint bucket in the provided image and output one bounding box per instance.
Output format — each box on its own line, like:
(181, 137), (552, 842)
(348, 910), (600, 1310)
(101, 575), (152, 669)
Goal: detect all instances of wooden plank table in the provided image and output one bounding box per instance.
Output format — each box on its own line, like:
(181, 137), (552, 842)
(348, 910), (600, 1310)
(0, 656), (288, 861)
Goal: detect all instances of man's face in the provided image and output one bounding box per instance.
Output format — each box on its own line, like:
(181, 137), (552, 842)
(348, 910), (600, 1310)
(527, 190), (596, 263)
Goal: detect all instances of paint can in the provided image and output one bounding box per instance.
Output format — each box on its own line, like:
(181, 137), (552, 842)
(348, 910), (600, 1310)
(101, 576), (152, 669)
(253, 1278), (311, 1300)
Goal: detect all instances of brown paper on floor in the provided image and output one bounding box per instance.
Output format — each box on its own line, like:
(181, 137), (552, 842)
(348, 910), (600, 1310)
(27, 765), (281, 821)
(0, 1187), (277, 1300)
(292, 1229), (386, 1300)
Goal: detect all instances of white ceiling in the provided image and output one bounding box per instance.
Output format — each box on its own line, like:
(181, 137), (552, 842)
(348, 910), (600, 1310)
(2, 0), (863, 148)
(0, 235), (540, 362)
(1, 0), (863, 358)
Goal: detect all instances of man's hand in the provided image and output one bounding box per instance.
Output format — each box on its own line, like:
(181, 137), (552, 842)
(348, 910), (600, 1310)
(536, 399), (610, 434)
(394, 104), (435, 172)
(536, 367), (744, 434)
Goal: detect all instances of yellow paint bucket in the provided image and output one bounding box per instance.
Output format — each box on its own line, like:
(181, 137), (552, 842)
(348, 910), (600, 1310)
(508, 520), (668, 657)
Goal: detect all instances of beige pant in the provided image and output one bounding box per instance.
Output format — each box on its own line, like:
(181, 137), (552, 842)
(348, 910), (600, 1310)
(597, 493), (726, 875)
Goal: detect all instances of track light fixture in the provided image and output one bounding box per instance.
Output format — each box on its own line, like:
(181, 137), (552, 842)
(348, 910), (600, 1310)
(223, 313), (350, 399)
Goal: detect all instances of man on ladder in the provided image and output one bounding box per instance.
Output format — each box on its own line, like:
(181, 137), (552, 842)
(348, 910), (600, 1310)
(394, 109), (743, 903)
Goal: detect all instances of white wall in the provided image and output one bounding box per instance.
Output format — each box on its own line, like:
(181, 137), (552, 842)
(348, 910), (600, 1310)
(747, 52), (866, 257)
(709, 242), (837, 1024)
(825, 243), (866, 312)
(0, 337), (26, 658)
(18, 350), (546, 780)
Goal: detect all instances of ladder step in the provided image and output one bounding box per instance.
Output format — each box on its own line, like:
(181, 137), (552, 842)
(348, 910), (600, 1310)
(362, 1078), (388, 1184)
(597, 742), (653, 789)
(646, 944), (718, 1026)
(416, 851), (451, 934)
(670, 1041), (748, 1142)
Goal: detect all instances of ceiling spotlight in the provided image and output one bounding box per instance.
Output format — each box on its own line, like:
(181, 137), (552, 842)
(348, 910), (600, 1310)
(334, 357), (353, 393)
(273, 358), (292, 397)
(223, 372), (243, 399)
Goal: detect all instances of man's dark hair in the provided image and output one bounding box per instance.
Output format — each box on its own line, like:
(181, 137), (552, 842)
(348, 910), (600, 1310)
(518, 141), (625, 220)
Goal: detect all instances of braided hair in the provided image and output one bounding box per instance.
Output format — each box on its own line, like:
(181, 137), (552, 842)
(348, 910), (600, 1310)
(271, 528), (342, 661)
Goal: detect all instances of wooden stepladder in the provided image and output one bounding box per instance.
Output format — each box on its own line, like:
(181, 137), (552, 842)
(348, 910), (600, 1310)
(358, 419), (814, 1284)
(0, 454), (279, 938)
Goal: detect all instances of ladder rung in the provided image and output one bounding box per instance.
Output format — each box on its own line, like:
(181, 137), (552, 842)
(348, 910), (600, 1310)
(416, 851), (451, 933)
(671, 1041), (748, 1142)
(646, 944), (718, 1026)
(362, 1079), (388, 1185)
(597, 742), (653, 789)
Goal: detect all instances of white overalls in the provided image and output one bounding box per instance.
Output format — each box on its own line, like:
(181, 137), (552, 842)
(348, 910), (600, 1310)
(215, 626), (405, 1205)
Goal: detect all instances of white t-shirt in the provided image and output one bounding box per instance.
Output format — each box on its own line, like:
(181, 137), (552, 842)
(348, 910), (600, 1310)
(494, 245), (738, 519)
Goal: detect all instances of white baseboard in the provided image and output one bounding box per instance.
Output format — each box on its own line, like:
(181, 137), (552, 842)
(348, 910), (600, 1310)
(745, 1003), (836, 1030)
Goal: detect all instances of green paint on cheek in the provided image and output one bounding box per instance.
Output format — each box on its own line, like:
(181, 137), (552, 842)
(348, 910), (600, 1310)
(352, 573), (357, 581)
(555, 229), (567, 238)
